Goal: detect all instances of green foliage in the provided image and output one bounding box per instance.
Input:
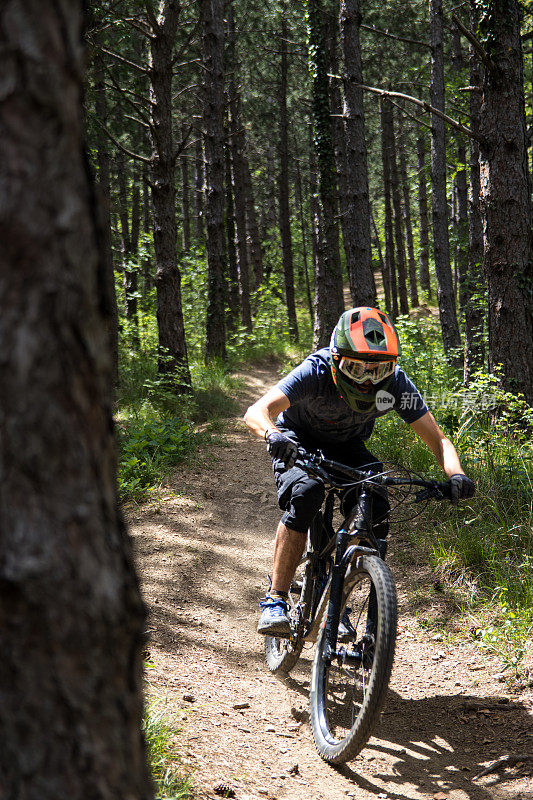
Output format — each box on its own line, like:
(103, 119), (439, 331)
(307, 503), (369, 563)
(475, 588), (533, 674)
(371, 320), (533, 673)
(143, 704), (194, 800)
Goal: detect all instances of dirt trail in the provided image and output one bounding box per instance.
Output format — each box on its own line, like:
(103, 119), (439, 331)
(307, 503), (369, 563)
(130, 362), (533, 800)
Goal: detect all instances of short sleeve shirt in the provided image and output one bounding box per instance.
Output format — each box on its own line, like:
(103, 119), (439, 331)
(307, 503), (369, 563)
(275, 347), (427, 446)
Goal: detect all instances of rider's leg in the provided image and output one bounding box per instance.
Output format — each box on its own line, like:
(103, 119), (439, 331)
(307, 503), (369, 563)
(258, 474), (325, 636)
(271, 521), (307, 594)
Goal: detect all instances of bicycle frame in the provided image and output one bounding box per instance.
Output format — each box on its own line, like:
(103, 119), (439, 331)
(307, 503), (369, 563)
(299, 483), (383, 653)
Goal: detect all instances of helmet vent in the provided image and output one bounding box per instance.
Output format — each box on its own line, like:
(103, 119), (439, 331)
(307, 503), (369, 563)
(351, 311), (360, 324)
(378, 312), (388, 324)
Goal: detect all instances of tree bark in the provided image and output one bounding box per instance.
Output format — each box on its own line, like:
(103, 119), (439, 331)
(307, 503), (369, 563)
(149, 0), (191, 384)
(451, 27), (468, 317)
(398, 113), (419, 307)
(225, 140), (240, 327)
(464, 0), (485, 384)
(416, 121), (432, 298)
(226, 0), (251, 334)
(201, 0), (228, 356)
(94, 48), (119, 382)
(279, 10), (299, 342)
(0, 3), (150, 796)
(243, 153), (263, 289)
(476, 0), (533, 403)
(180, 124), (191, 251)
(193, 132), (204, 242)
(380, 97), (397, 318)
(294, 136), (314, 320)
(307, 0), (344, 347)
(430, 0), (462, 359)
(386, 106), (409, 315)
(339, 0), (375, 306)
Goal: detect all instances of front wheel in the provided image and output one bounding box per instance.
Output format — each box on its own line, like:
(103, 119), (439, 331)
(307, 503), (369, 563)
(310, 554), (397, 764)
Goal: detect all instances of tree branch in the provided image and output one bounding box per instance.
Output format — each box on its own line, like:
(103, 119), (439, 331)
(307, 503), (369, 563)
(174, 124), (193, 162)
(92, 116), (152, 165)
(360, 24), (430, 49)
(97, 45), (149, 75)
(451, 13), (496, 74)
(143, 0), (159, 31)
(358, 84), (481, 142)
(171, 21), (199, 65)
(390, 99), (433, 133)
(105, 72), (153, 128)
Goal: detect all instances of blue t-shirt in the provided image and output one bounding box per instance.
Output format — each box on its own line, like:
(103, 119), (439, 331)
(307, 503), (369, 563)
(276, 347), (427, 445)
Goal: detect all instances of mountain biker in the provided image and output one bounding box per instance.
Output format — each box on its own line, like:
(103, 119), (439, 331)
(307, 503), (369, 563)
(243, 307), (475, 637)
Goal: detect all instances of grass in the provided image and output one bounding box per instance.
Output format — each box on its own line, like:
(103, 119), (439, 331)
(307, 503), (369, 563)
(143, 703), (194, 800)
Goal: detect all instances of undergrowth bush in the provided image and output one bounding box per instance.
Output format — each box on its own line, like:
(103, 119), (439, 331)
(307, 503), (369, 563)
(373, 317), (533, 674)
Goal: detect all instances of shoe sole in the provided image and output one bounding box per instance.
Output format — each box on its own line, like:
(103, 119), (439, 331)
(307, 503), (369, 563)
(257, 620), (291, 637)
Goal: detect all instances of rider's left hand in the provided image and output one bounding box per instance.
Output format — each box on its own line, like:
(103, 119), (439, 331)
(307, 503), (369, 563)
(449, 473), (475, 504)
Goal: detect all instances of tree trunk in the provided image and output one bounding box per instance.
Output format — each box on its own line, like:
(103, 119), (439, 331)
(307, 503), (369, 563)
(180, 124), (191, 251)
(339, 0), (375, 306)
(451, 27), (468, 317)
(398, 112), (419, 307)
(201, 0), (228, 357)
(380, 97), (397, 318)
(243, 153), (263, 289)
(476, 0), (533, 403)
(307, 0), (344, 347)
(416, 121), (432, 298)
(294, 135), (314, 320)
(429, 0), (462, 359)
(370, 206), (386, 302)
(0, 3), (150, 796)
(149, 0), (191, 385)
(464, 0), (485, 384)
(94, 49), (119, 383)
(193, 132), (204, 241)
(386, 106), (409, 315)
(279, 11), (299, 342)
(117, 155), (139, 342)
(225, 140), (240, 327)
(226, 0), (252, 334)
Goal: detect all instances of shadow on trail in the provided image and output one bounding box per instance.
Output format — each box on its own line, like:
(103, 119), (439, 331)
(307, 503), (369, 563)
(283, 658), (532, 800)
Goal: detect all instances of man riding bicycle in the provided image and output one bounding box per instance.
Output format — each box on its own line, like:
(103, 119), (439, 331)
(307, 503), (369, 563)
(244, 307), (475, 637)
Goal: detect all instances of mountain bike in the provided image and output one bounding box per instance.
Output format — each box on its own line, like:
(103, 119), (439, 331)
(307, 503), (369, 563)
(263, 448), (452, 764)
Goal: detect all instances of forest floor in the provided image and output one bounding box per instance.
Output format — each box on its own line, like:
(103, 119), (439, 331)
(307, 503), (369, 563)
(130, 361), (533, 800)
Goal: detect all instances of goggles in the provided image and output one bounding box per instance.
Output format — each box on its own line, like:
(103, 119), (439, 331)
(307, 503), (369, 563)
(338, 357), (396, 385)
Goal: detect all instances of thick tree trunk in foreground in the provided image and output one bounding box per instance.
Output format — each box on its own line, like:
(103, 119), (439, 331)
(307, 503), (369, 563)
(430, 0), (461, 359)
(464, 0), (485, 383)
(0, 4), (150, 797)
(307, 0), (344, 347)
(149, 0), (191, 383)
(416, 122), (431, 298)
(279, 12), (298, 342)
(476, 0), (533, 404)
(202, 0), (228, 356)
(339, 0), (375, 306)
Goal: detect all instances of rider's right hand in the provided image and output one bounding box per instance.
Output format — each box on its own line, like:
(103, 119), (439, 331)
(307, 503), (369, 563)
(266, 431), (298, 468)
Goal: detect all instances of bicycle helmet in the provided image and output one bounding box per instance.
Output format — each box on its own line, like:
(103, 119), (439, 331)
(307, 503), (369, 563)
(330, 307), (401, 414)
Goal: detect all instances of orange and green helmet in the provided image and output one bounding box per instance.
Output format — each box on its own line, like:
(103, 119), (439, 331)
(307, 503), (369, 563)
(330, 307), (401, 414)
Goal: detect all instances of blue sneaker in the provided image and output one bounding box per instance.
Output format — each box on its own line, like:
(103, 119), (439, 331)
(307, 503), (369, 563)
(257, 596), (291, 637)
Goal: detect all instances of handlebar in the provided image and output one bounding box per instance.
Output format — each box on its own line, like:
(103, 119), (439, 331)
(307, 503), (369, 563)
(295, 448), (452, 501)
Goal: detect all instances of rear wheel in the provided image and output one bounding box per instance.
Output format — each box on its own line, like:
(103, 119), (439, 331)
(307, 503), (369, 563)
(310, 554), (397, 763)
